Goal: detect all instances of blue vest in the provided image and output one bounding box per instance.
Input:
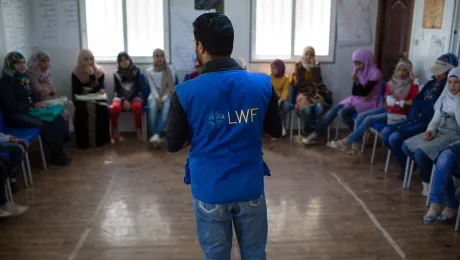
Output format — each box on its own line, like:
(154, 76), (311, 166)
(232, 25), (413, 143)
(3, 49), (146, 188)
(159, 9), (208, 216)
(176, 70), (273, 204)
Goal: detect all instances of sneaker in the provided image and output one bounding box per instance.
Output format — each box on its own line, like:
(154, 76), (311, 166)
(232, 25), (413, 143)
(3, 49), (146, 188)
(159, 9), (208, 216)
(0, 208), (12, 218)
(149, 134), (160, 144)
(421, 182), (429, 197)
(0, 202), (28, 216)
(282, 127), (286, 137)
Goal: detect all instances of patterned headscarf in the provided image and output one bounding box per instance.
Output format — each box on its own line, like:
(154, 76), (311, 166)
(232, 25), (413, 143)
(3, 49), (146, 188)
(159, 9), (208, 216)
(388, 59), (413, 100)
(116, 52), (139, 83)
(27, 50), (52, 86)
(271, 59), (285, 78)
(3, 52), (25, 77)
(352, 49), (381, 86)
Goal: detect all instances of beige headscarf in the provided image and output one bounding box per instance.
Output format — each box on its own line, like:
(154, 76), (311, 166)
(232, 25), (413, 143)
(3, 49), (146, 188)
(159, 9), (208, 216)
(301, 46), (317, 72)
(73, 49), (104, 84)
(152, 48), (175, 96)
(388, 59), (413, 100)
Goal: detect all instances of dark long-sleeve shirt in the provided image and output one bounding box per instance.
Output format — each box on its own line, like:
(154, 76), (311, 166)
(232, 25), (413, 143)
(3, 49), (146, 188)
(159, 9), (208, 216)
(71, 74), (105, 97)
(113, 73), (142, 102)
(0, 75), (32, 114)
(165, 59), (282, 153)
(352, 80), (377, 97)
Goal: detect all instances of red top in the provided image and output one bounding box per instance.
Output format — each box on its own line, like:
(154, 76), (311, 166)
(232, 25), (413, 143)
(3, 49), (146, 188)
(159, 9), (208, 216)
(384, 83), (418, 114)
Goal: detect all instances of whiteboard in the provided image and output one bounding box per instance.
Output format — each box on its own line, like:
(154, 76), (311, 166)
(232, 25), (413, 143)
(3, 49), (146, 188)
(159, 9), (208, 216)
(170, 8), (211, 71)
(1, 0), (27, 55)
(31, 0), (80, 98)
(337, 0), (372, 47)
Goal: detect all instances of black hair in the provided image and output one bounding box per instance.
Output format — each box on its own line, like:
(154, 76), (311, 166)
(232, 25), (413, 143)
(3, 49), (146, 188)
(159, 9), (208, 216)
(193, 12), (234, 57)
(117, 52), (132, 63)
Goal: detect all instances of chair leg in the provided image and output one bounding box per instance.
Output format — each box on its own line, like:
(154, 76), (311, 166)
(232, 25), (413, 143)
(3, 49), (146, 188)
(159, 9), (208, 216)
(38, 136), (47, 171)
(335, 119), (339, 140)
(142, 113), (147, 142)
(297, 116), (301, 138)
(370, 133), (378, 164)
(407, 160), (415, 189)
(425, 164), (436, 207)
(384, 149), (391, 174)
(290, 112), (293, 140)
(403, 158), (411, 189)
(361, 132), (367, 153)
(455, 207), (460, 231)
(21, 162), (28, 188)
(25, 153), (33, 185)
(327, 126), (331, 142)
(5, 178), (13, 202)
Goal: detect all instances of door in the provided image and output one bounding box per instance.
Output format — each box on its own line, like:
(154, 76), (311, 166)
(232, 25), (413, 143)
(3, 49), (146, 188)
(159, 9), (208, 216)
(375, 0), (415, 81)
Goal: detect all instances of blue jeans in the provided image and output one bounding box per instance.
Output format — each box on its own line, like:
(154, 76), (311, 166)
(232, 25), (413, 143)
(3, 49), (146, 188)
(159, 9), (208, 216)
(301, 103), (324, 131)
(193, 195), (268, 260)
(148, 97), (171, 135)
(381, 121), (425, 169)
(430, 149), (459, 208)
(346, 107), (387, 144)
(314, 104), (356, 134)
(413, 148), (433, 183)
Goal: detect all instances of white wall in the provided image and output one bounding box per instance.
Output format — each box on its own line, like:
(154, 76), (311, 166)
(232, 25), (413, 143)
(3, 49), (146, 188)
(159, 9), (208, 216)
(409, 0), (458, 83)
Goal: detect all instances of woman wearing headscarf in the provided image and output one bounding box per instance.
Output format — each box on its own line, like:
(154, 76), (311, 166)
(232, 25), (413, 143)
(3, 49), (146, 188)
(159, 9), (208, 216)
(146, 48), (175, 145)
(187, 59), (202, 81)
(72, 49), (110, 149)
(381, 53), (458, 178)
(328, 59), (418, 154)
(110, 52), (143, 143)
(301, 49), (383, 145)
(0, 52), (71, 165)
(402, 67), (460, 198)
(291, 46), (333, 134)
(27, 50), (75, 132)
(270, 59), (289, 137)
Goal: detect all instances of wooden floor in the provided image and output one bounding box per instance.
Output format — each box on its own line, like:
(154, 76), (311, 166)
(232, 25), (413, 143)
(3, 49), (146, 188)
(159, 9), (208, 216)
(1, 136), (460, 260)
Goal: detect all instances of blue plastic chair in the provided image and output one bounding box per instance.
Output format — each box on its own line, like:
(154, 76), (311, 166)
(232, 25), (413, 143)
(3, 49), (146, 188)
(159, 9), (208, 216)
(0, 106), (46, 187)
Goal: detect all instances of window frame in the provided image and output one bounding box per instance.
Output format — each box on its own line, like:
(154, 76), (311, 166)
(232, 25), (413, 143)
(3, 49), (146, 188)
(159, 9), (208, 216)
(78, 0), (170, 64)
(250, 0), (337, 63)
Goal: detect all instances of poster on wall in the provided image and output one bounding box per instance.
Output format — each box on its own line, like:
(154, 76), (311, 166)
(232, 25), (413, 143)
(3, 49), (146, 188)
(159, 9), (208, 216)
(428, 35), (446, 56)
(423, 0), (444, 29)
(195, 0), (224, 13)
(337, 0), (372, 46)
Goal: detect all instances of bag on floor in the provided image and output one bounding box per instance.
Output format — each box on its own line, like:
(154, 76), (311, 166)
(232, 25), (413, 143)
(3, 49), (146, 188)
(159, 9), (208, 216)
(387, 112), (407, 125)
(28, 104), (64, 122)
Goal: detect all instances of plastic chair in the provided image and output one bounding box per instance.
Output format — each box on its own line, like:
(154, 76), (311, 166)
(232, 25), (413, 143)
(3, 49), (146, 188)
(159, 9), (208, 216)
(4, 177), (13, 202)
(0, 107), (46, 186)
(456, 187), (460, 231)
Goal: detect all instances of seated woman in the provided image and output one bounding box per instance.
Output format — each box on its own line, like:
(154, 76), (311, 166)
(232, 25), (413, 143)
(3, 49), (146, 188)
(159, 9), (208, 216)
(28, 50), (75, 132)
(72, 49), (110, 149)
(328, 59), (418, 154)
(270, 59), (289, 137)
(301, 49), (383, 145)
(146, 48), (175, 145)
(0, 156), (28, 217)
(291, 46), (332, 135)
(110, 52), (143, 143)
(235, 57), (247, 70)
(403, 67), (460, 196)
(424, 141), (460, 223)
(187, 59), (202, 81)
(0, 52), (71, 165)
(381, 53), (458, 178)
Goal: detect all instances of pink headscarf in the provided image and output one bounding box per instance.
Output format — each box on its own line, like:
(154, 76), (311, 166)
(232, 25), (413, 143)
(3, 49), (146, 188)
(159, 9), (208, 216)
(73, 49), (104, 83)
(352, 49), (381, 86)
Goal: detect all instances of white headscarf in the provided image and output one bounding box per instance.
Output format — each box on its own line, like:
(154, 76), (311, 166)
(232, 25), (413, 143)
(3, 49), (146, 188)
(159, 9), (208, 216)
(434, 67), (460, 113)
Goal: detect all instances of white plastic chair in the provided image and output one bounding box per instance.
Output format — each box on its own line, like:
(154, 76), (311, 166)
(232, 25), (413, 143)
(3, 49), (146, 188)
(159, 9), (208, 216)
(4, 178), (13, 202)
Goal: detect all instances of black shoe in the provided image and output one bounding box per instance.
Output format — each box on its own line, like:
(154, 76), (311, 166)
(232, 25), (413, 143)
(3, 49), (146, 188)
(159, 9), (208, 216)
(51, 153), (72, 166)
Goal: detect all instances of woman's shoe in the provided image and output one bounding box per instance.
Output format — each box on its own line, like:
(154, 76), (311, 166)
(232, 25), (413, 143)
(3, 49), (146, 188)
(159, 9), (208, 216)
(423, 204), (441, 223)
(51, 153), (72, 166)
(436, 208), (457, 222)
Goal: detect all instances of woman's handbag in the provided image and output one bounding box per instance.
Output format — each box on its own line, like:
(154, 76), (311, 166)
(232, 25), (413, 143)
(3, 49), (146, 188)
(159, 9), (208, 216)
(29, 104), (64, 122)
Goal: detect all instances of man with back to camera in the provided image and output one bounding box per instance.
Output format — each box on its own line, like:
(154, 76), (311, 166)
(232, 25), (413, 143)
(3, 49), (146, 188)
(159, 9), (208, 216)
(165, 12), (282, 260)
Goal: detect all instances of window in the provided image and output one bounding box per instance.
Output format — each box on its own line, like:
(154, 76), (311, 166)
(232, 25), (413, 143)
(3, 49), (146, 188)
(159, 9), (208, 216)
(251, 0), (336, 62)
(80, 0), (168, 61)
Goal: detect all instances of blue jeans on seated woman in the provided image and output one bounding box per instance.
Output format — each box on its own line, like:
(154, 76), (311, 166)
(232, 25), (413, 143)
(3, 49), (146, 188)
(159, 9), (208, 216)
(148, 97), (171, 136)
(430, 149), (459, 208)
(346, 107), (387, 144)
(381, 121), (426, 170)
(403, 146), (433, 183)
(193, 195), (267, 260)
(301, 103), (324, 131)
(313, 104), (356, 135)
